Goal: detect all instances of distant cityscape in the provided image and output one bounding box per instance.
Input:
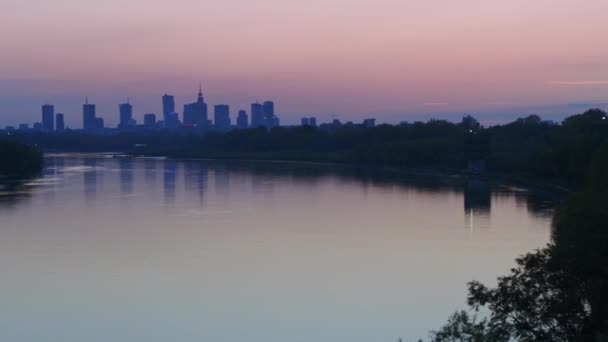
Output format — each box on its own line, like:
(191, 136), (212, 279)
(6, 86), (377, 133)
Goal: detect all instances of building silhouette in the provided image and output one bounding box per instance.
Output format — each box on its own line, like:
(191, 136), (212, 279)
(119, 101), (134, 128)
(165, 112), (180, 129)
(301, 117), (316, 126)
(251, 102), (264, 128)
(363, 118), (376, 128)
(95, 117), (104, 130)
(183, 86), (208, 127)
(42, 104), (54, 131)
(144, 113), (156, 127)
(83, 99), (96, 131)
(237, 110), (248, 129)
(162, 94), (175, 124)
(263, 101), (274, 128)
(214, 104), (231, 131)
(56, 113), (65, 131)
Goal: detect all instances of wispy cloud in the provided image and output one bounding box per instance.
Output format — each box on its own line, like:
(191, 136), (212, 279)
(549, 81), (608, 86)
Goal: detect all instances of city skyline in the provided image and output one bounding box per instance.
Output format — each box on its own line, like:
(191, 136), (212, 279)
(4, 87), (608, 130)
(2, 0), (608, 126)
(15, 88), (287, 131)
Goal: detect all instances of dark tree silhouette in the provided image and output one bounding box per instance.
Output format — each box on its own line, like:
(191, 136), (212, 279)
(0, 140), (43, 176)
(428, 141), (608, 342)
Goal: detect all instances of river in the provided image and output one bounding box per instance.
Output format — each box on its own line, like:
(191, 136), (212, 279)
(0, 154), (554, 341)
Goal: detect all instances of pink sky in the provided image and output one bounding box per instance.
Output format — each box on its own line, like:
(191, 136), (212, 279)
(1, 0), (607, 126)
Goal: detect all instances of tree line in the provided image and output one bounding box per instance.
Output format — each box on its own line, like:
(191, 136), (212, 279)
(0, 140), (43, 177)
(2, 109), (607, 187)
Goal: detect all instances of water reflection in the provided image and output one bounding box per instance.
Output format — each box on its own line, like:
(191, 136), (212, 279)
(0, 179), (36, 211)
(214, 165), (230, 200)
(119, 158), (134, 196)
(1, 157), (559, 220)
(183, 160), (208, 206)
(463, 180), (491, 231)
(144, 159), (157, 188)
(163, 160), (177, 205)
(83, 158), (98, 202)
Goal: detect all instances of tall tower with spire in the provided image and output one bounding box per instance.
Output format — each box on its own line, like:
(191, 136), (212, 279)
(183, 84), (208, 127)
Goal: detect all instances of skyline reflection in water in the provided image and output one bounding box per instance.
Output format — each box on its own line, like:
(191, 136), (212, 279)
(0, 155), (554, 342)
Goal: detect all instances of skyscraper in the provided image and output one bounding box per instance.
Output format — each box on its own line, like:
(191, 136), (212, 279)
(250, 102), (264, 128)
(309, 117), (317, 127)
(301, 117), (310, 126)
(95, 117), (104, 130)
(144, 113), (156, 127)
(165, 112), (180, 129)
(119, 101), (134, 128)
(56, 113), (65, 131)
(83, 98), (96, 131)
(263, 101), (274, 128)
(214, 104), (231, 131)
(162, 94), (175, 124)
(183, 85), (207, 127)
(42, 104), (54, 131)
(237, 110), (248, 129)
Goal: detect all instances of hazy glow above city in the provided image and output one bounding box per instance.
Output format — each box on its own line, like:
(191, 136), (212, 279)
(1, 0), (608, 126)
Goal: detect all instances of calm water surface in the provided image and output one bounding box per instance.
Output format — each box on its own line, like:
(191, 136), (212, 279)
(0, 155), (554, 342)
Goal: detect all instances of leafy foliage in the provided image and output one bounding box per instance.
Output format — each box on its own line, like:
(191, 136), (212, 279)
(0, 140), (43, 176)
(428, 138), (608, 341)
(429, 310), (509, 342)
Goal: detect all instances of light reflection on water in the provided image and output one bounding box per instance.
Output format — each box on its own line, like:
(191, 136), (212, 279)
(0, 154), (554, 342)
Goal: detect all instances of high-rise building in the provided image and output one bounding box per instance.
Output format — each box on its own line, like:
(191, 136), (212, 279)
(214, 105), (231, 131)
(119, 101), (134, 128)
(309, 117), (317, 127)
(183, 85), (208, 127)
(162, 94), (175, 123)
(56, 113), (65, 131)
(236, 110), (248, 129)
(42, 104), (54, 131)
(301, 117), (310, 126)
(250, 102), (264, 128)
(95, 117), (104, 130)
(165, 112), (180, 129)
(263, 101), (274, 128)
(144, 113), (156, 127)
(83, 99), (96, 131)
(363, 118), (376, 128)
(18, 123), (29, 130)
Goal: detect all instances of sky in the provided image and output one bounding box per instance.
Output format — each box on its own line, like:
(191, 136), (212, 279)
(1, 0), (608, 127)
